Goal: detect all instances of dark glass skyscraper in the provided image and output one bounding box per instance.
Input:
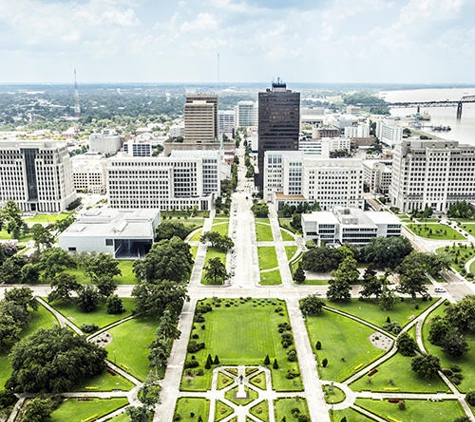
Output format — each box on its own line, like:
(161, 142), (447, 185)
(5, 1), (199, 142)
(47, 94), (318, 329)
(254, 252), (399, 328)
(257, 81), (300, 189)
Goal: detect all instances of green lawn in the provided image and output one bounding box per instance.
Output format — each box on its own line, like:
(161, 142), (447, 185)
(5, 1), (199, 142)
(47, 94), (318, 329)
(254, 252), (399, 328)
(305, 309), (386, 382)
(115, 260), (137, 284)
(211, 221), (229, 236)
(274, 397), (309, 421)
(285, 246), (298, 261)
(350, 352), (449, 393)
(49, 398), (128, 422)
(406, 223), (465, 240)
(181, 298), (302, 392)
(250, 400), (269, 421)
(24, 212), (71, 224)
(436, 244), (475, 273)
(105, 318), (158, 381)
(422, 304), (475, 392)
(189, 228), (203, 242)
(258, 246), (279, 271)
(201, 247), (227, 285)
(327, 298), (435, 330)
(255, 222), (274, 242)
(278, 218), (296, 233)
(73, 369), (134, 392)
(190, 246), (198, 260)
(107, 413), (130, 422)
(48, 298), (135, 329)
(355, 398), (466, 422)
(0, 303), (58, 389)
(281, 230), (295, 241)
(174, 397), (210, 422)
(330, 408), (374, 422)
(458, 222), (475, 234)
(303, 279), (329, 285)
(260, 269), (282, 285)
(0, 228), (32, 242)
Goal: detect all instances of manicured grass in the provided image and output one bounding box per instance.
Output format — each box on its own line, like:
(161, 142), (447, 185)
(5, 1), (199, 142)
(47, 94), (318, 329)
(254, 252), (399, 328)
(189, 228), (203, 242)
(281, 230), (295, 241)
(190, 246), (198, 260)
(422, 303), (475, 392)
(350, 352), (449, 393)
(174, 397), (210, 422)
(74, 369), (134, 392)
(274, 397), (309, 421)
(279, 218), (296, 234)
(0, 303), (57, 388)
(215, 400), (233, 421)
(305, 309), (386, 382)
(181, 298), (302, 392)
(217, 371), (234, 390)
(249, 372), (266, 390)
(105, 317), (158, 381)
(285, 246), (298, 261)
(256, 218), (270, 224)
(303, 279), (329, 285)
(330, 408), (374, 422)
(211, 221), (229, 236)
(250, 400), (269, 421)
(0, 228), (32, 242)
(49, 298), (135, 329)
(24, 212), (71, 224)
(255, 222), (274, 242)
(107, 413), (130, 422)
(115, 260), (137, 285)
(323, 384), (346, 404)
(201, 247), (227, 285)
(258, 246), (279, 271)
(417, 218), (441, 223)
(327, 298), (434, 330)
(225, 385), (258, 405)
(260, 269), (282, 285)
(437, 244), (475, 273)
(355, 398), (466, 422)
(49, 397), (128, 422)
(460, 222), (475, 234)
(406, 223), (465, 240)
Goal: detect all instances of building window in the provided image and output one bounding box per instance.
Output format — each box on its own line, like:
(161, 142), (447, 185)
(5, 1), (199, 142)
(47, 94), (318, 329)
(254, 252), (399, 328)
(105, 239), (113, 246)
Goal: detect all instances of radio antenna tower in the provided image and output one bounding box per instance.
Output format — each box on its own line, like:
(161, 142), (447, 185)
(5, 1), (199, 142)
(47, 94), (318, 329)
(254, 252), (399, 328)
(73, 67), (81, 118)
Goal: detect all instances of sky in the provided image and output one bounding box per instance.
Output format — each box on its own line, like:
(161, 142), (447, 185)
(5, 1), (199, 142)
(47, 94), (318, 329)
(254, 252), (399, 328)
(0, 0), (474, 84)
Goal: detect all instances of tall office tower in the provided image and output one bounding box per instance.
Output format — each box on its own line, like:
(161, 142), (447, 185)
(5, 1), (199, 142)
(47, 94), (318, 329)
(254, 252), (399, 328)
(184, 94), (218, 143)
(257, 80), (300, 189)
(235, 101), (258, 127)
(0, 140), (76, 212)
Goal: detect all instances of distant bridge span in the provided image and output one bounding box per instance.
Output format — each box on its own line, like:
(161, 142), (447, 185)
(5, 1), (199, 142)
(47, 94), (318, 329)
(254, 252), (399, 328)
(359, 95), (475, 119)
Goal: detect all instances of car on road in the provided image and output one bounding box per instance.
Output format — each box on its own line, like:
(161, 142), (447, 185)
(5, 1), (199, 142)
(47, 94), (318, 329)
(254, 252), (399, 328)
(434, 287), (446, 293)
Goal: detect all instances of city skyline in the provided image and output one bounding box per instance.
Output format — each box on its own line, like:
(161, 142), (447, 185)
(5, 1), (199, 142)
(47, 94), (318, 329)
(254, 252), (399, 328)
(1, 0), (475, 85)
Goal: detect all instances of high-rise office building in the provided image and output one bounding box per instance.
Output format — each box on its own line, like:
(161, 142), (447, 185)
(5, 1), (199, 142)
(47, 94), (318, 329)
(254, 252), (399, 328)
(0, 140), (76, 212)
(257, 81), (300, 189)
(235, 101), (258, 127)
(184, 94), (218, 143)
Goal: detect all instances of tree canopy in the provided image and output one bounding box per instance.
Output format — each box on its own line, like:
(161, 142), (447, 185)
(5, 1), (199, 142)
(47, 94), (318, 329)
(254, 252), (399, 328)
(301, 247), (342, 273)
(155, 221), (195, 241)
(7, 327), (107, 393)
(299, 295), (325, 316)
(363, 236), (413, 270)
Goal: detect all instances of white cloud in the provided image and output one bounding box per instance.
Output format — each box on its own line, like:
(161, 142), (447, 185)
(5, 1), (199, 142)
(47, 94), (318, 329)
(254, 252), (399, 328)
(180, 12), (218, 32)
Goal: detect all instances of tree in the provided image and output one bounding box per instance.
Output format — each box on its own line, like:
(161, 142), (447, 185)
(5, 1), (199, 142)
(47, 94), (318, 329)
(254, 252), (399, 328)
(93, 276), (117, 298)
(428, 315), (452, 346)
(327, 277), (351, 302)
(264, 355), (270, 365)
(148, 335), (171, 374)
(0, 255), (27, 284)
(133, 237), (193, 283)
(77, 285), (100, 312)
(397, 266), (428, 300)
(84, 252), (121, 284)
(40, 247), (76, 281)
(442, 332), (469, 359)
(156, 221), (194, 241)
(293, 263), (306, 284)
(448, 201), (473, 219)
(300, 295), (324, 316)
(54, 214), (76, 234)
(396, 332), (418, 356)
(20, 263), (40, 284)
(132, 279), (188, 318)
(7, 327), (107, 393)
(30, 223), (54, 253)
(379, 286), (398, 311)
(359, 265), (383, 299)
(106, 294), (125, 314)
(157, 310), (181, 340)
(19, 397), (54, 422)
(4, 287), (37, 312)
(0, 313), (22, 347)
(200, 232), (234, 252)
(48, 273), (81, 303)
(204, 257), (230, 285)
(322, 358), (328, 368)
(251, 203), (269, 218)
(326, 256), (357, 302)
(398, 251), (450, 278)
(445, 295), (475, 333)
(126, 406), (150, 422)
(466, 391), (475, 406)
(0, 200), (25, 239)
(411, 354), (441, 379)
(301, 247), (342, 273)
(364, 236), (413, 270)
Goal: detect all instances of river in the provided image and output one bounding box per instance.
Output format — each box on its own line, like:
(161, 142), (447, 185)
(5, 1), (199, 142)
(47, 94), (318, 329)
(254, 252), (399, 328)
(380, 88), (475, 146)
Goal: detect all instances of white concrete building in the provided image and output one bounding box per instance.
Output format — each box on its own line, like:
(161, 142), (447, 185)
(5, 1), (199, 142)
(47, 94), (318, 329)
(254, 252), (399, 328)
(218, 110), (235, 139)
(235, 101), (258, 127)
(376, 118), (403, 147)
(89, 130), (122, 155)
(301, 207), (401, 245)
(390, 139), (475, 213)
(0, 140), (76, 212)
(298, 139), (329, 156)
(123, 140), (152, 157)
(344, 123), (370, 138)
(363, 160), (392, 194)
(59, 208), (160, 259)
(263, 151), (364, 211)
(71, 154), (107, 194)
(323, 137), (351, 153)
(169, 124), (185, 138)
(107, 150), (220, 211)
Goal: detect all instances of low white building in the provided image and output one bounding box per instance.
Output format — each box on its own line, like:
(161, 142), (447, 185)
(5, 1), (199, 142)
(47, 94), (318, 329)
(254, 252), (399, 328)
(89, 130), (122, 155)
(301, 207), (401, 245)
(59, 208), (160, 259)
(123, 139), (152, 157)
(71, 154), (107, 194)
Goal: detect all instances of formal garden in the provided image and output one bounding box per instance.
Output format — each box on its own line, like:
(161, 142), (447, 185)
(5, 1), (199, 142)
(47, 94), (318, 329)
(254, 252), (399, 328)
(406, 223), (466, 240)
